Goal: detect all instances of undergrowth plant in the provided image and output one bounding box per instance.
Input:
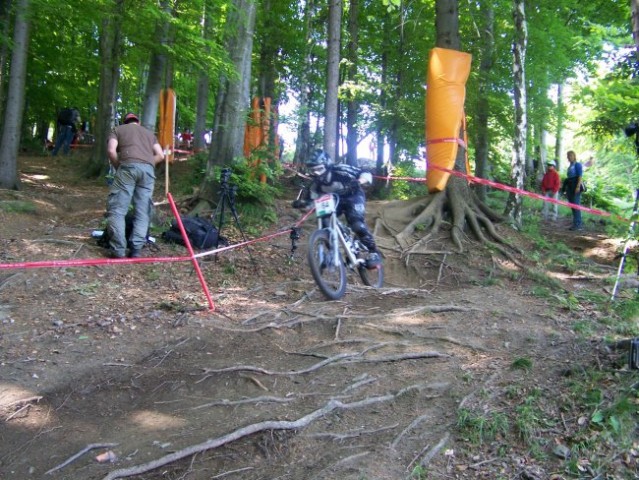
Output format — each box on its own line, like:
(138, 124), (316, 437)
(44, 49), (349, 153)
(170, 153), (282, 230)
(457, 408), (509, 445)
(376, 160), (427, 200)
(0, 200), (37, 214)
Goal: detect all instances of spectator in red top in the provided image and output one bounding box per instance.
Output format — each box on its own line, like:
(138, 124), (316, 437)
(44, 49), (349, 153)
(181, 128), (193, 150)
(541, 160), (561, 221)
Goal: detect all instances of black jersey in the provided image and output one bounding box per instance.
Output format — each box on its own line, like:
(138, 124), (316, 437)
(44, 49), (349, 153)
(309, 164), (364, 199)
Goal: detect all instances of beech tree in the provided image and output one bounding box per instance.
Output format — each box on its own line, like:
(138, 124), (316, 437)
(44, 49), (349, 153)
(197, 0), (257, 206)
(504, 0), (528, 227)
(141, 0), (173, 131)
(0, 0), (30, 190)
(87, 0), (124, 177)
(373, 0), (511, 260)
(323, 0), (342, 160)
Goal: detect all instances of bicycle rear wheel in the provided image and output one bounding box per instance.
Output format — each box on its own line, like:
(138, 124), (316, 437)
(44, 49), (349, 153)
(358, 262), (384, 288)
(308, 229), (347, 300)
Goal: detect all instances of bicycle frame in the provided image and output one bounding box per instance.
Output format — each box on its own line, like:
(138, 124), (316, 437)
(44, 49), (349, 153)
(314, 194), (365, 270)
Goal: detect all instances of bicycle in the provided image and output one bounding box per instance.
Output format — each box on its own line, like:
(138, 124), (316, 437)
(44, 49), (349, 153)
(303, 193), (384, 300)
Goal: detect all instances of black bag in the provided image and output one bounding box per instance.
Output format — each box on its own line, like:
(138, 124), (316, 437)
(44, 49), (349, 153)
(162, 216), (223, 250)
(97, 212), (151, 249)
(58, 108), (77, 126)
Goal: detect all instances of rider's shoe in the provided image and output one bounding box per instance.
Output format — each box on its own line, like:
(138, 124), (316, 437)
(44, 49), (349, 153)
(366, 252), (381, 269)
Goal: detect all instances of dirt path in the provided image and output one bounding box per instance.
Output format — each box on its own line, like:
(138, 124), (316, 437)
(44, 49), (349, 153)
(0, 155), (625, 479)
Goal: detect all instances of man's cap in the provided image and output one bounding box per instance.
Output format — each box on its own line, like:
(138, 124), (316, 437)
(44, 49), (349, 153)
(546, 161), (556, 167)
(123, 112), (139, 124)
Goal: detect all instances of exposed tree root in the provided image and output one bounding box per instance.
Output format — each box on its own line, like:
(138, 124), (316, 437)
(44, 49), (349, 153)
(101, 391), (417, 480)
(197, 347), (448, 381)
(372, 176), (521, 270)
(45, 443), (119, 475)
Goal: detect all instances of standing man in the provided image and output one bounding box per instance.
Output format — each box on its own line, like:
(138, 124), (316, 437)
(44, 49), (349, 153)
(564, 150), (583, 231)
(540, 160), (560, 221)
(106, 112), (165, 258)
(51, 107), (80, 156)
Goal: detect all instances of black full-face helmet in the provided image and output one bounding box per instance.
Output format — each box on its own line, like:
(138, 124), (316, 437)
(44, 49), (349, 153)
(306, 149), (332, 177)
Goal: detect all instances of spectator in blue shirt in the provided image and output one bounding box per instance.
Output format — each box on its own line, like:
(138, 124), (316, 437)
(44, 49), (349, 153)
(564, 150), (583, 231)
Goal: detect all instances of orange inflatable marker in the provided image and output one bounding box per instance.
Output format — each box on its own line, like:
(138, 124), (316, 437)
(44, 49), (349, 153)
(159, 88), (176, 164)
(425, 48), (472, 192)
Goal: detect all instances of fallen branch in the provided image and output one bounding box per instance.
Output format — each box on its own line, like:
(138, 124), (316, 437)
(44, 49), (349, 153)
(45, 443), (119, 475)
(102, 394), (404, 480)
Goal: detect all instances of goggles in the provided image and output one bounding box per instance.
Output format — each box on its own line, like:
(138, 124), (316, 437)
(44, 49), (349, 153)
(309, 165), (326, 176)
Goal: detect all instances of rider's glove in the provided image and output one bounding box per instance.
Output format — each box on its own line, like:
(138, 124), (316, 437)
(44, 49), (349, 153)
(292, 199), (309, 209)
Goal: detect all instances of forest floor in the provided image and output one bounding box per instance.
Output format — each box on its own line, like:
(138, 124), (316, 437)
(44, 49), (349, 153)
(0, 153), (637, 480)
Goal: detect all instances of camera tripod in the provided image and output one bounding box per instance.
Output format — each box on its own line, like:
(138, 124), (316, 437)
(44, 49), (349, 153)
(611, 187), (639, 301)
(211, 168), (256, 267)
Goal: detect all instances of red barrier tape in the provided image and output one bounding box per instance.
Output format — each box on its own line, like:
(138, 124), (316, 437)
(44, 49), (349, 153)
(426, 137), (467, 149)
(0, 190), (314, 312)
(382, 163), (620, 219)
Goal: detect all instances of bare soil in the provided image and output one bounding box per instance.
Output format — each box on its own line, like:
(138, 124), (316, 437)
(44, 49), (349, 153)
(0, 154), (635, 480)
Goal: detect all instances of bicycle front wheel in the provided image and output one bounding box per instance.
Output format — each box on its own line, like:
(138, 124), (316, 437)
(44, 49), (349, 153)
(358, 262), (384, 288)
(308, 229), (347, 300)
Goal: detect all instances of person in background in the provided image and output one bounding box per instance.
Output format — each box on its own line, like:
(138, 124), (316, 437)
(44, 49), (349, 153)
(540, 160), (561, 221)
(51, 107), (80, 156)
(564, 150), (583, 231)
(106, 112), (165, 258)
(181, 128), (193, 150)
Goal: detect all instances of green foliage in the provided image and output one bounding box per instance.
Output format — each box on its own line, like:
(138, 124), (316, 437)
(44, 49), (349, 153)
(223, 158), (282, 206)
(510, 357), (533, 372)
(555, 292), (580, 312)
(457, 408), (509, 445)
(379, 160), (427, 200)
(408, 465), (428, 480)
(612, 297), (639, 322)
(170, 152), (209, 198)
(0, 200), (37, 214)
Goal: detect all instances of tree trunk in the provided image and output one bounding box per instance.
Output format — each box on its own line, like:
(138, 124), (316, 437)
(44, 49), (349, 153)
(554, 83), (564, 171)
(0, 0), (30, 190)
(199, 0), (256, 204)
(387, 0), (406, 166)
(345, 0), (359, 166)
(141, 0), (172, 131)
(324, 0), (341, 160)
(87, 0), (124, 178)
(194, 1), (215, 152)
(0, 0), (13, 115)
(292, 0), (315, 165)
(473, 2), (494, 202)
(435, 0), (460, 50)
(632, 0), (639, 61)
(504, 0), (527, 228)
(375, 9), (390, 175)
(376, 0), (511, 259)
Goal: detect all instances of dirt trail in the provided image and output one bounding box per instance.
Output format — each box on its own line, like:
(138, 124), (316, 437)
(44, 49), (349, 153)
(0, 155), (623, 479)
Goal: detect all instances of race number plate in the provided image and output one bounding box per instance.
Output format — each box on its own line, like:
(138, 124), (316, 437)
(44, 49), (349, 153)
(314, 195), (335, 216)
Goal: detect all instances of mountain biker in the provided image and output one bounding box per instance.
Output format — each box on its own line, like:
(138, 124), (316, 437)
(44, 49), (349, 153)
(294, 149), (382, 268)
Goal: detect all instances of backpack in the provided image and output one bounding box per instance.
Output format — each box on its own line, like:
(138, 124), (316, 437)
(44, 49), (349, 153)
(96, 212), (140, 249)
(161, 216), (224, 250)
(58, 108), (77, 126)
